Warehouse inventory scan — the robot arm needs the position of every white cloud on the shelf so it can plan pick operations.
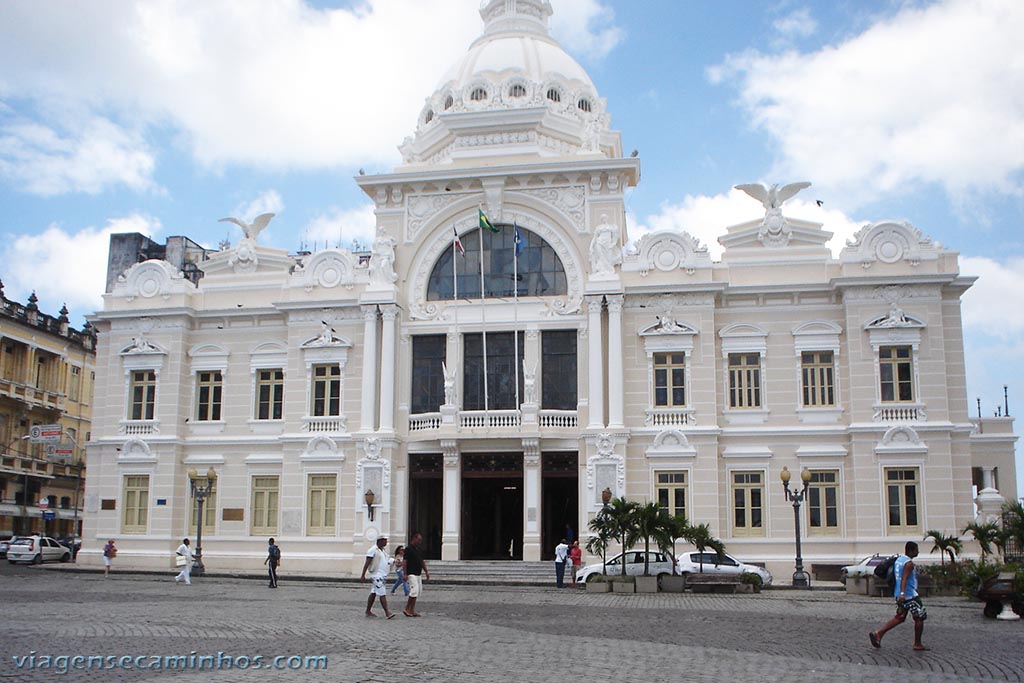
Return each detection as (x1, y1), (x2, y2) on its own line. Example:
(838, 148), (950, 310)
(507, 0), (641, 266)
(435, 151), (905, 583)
(0, 214), (162, 318)
(772, 8), (817, 39)
(0, 116), (156, 196)
(0, 0), (622, 189)
(711, 0), (1024, 204)
(961, 255), (1024, 338)
(303, 204), (377, 252)
(231, 190), (284, 223)
(630, 188), (862, 259)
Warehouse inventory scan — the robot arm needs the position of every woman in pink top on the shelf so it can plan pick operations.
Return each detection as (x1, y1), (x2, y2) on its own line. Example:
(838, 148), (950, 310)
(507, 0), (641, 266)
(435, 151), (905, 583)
(569, 540), (583, 585)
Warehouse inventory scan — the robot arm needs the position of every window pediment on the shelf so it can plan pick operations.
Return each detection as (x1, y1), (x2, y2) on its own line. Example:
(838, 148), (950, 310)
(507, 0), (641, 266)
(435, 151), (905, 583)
(719, 323), (767, 355)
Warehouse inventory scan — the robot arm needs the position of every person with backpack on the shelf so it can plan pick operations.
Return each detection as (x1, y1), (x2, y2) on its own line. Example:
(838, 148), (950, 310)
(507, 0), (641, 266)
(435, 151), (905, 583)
(360, 536), (396, 619)
(869, 541), (928, 651)
(265, 538), (281, 588)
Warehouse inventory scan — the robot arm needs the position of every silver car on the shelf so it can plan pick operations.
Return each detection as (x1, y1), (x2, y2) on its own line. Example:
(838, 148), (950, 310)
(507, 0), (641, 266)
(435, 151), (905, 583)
(6, 535), (71, 564)
(575, 550), (676, 583)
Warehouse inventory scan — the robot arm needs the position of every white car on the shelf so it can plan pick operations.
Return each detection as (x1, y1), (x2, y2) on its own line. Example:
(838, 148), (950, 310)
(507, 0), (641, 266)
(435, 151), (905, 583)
(575, 550), (675, 583)
(839, 554), (888, 584)
(676, 551), (773, 587)
(6, 535), (71, 564)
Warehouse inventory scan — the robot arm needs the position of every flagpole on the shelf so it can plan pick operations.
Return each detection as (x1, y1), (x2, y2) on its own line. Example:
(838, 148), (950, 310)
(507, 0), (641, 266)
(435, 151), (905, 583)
(452, 225), (459, 411)
(478, 212), (489, 415)
(513, 218), (520, 411)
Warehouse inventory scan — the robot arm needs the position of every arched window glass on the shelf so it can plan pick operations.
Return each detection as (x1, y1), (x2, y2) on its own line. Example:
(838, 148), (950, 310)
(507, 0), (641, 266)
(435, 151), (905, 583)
(546, 88), (561, 103)
(427, 226), (567, 301)
(470, 87), (488, 101)
(509, 84), (527, 98)
(577, 98), (592, 112)
(444, 95), (454, 110)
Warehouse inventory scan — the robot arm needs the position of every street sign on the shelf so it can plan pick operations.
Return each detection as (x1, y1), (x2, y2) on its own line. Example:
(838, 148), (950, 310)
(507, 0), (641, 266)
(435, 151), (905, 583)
(42, 510), (55, 520)
(29, 424), (62, 444)
(45, 443), (74, 463)
(38, 498), (49, 510)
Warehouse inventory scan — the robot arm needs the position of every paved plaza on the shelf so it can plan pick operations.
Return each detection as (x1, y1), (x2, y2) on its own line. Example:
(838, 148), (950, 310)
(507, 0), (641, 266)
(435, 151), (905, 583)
(1, 562), (1022, 683)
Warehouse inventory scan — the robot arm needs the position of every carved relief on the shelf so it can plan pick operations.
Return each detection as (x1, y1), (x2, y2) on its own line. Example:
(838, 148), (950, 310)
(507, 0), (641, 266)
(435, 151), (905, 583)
(632, 231), (711, 276)
(842, 221), (939, 268)
(114, 260), (193, 302)
(293, 250), (358, 291)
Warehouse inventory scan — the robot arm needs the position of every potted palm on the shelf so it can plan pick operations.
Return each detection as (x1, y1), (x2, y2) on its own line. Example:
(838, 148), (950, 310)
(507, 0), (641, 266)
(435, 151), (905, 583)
(633, 502), (667, 593)
(606, 497), (639, 592)
(660, 514), (691, 593)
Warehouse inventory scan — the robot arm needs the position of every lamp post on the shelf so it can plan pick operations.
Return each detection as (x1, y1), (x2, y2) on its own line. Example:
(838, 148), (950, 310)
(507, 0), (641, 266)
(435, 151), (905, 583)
(780, 465), (812, 589)
(188, 467), (217, 576)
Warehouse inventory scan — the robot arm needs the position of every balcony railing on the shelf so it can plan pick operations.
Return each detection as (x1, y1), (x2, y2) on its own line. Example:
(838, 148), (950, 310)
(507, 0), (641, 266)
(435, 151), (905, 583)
(644, 407), (696, 427)
(539, 410), (578, 428)
(409, 413), (442, 432)
(0, 378), (64, 411)
(119, 420), (160, 436)
(302, 415), (348, 433)
(459, 410), (521, 429)
(873, 403), (926, 422)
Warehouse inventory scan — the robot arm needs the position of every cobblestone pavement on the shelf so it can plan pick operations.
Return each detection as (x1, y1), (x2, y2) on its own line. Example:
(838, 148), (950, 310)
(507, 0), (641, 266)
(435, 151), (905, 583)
(1, 562), (1022, 682)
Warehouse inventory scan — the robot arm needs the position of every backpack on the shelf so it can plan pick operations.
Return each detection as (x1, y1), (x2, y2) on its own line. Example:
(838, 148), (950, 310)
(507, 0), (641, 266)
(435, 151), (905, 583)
(873, 555), (897, 581)
(268, 545), (281, 562)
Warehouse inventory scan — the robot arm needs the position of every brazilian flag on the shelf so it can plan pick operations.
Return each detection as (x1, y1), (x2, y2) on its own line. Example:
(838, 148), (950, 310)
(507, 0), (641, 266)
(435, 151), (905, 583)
(479, 209), (499, 234)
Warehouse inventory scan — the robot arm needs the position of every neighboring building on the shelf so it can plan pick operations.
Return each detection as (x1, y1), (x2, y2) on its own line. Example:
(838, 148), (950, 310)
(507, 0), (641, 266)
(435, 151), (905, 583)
(104, 233), (212, 293)
(83, 0), (1016, 575)
(0, 283), (96, 538)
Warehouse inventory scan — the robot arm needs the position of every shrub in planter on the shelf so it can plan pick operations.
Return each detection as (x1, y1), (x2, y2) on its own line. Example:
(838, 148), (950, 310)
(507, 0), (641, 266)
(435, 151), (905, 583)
(609, 575), (636, 593)
(740, 572), (763, 593)
(635, 575), (659, 593)
(587, 575), (611, 592)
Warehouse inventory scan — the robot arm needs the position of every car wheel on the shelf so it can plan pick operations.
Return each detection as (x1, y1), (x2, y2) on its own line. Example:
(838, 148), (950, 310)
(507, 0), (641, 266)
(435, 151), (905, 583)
(60, 552), (71, 563)
(32, 553), (43, 565)
(8, 560), (15, 565)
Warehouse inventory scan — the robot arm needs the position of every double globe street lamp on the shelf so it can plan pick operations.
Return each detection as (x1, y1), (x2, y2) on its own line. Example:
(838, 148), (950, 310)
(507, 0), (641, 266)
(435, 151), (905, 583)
(780, 465), (812, 589)
(188, 467), (218, 576)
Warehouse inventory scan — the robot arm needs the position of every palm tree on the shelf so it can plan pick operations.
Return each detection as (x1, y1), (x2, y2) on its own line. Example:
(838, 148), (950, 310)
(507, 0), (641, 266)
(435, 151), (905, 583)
(1001, 500), (1024, 562)
(586, 507), (613, 575)
(963, 521), (1000, 564)
(687, 523), (725, 574)
(633, 502), (671, 576)
(924, 529), (963, 566)
(664, 513), (691, 575)
(605, 497), (639, 576)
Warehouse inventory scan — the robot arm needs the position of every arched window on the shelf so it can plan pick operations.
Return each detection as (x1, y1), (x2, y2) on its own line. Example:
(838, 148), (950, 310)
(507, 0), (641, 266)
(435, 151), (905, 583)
(427, 226), (567, 300)
(444, 95), (454, 110)
(509, 84), (527, 98)
(546, 88), (561, 103)
(577, 98), (592, 113)
(470, 87), (488, 102)
(424, 109), (434, 123)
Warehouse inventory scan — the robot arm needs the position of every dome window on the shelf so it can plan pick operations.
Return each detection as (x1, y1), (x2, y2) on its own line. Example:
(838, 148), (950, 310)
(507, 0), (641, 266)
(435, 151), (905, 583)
(444, 95), (454, 110)
(546, 88), (561, 103)
(470, 87), (488, 102)
(424, 109), (434, 124)
(509, 84), (527, 98)
(577, 98), (592, 113)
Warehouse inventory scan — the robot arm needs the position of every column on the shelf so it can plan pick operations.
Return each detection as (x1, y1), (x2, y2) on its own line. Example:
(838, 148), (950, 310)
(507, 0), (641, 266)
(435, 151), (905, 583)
(379, 305), (398, 433)
(522, 439), (541, 561)
(441, 440), (461, 560)
(586, 296), (605, 429)
(607, 294), (624, 428)
(359, 305), (378, 432)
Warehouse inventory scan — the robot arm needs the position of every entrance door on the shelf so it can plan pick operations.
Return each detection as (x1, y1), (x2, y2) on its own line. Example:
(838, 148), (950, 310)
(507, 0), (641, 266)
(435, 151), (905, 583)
(541, 452), (578, 557)
(461, 453), (523, 560)
(408, 454), (443, 560)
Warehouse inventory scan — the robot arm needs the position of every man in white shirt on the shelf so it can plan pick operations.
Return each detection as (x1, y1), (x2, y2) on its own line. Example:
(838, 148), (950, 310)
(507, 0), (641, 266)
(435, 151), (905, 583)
(174, 538), (194, 585)
(360, 536), (396, 619)
(554, 539), (569, 588)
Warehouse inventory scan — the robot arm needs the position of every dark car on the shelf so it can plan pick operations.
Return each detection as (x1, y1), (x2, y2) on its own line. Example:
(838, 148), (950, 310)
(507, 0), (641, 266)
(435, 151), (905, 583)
(56, 536), (82, 558)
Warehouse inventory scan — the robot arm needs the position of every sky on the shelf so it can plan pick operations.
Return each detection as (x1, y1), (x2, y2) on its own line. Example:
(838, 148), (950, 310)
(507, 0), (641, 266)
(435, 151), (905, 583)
(0, 0), (1021, 490)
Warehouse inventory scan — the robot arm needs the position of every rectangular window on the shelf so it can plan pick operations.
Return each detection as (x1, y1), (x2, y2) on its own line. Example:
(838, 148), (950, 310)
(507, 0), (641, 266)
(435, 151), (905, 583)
(885, 467), (921, 532)
(879, 346), (914, 402)
(69, 366), (82, 402)
(463, 332), (524, 410)
(807, 470), (840, 535)
(251, 476), (279, 535)
(311, 364), (341, 416)
(129, 370), (156, 420)
(655, 471), (687, 518)
(255, 369), (284, 420)
(196, 371), (223, 421)
(189, 477), (217, 534)
(728, 353), (761, 408)
(307, 474), (337, 535)
(541, 330), (577, 410)
(653, 352), (686, 407)
(732, 471), (764, 536)
(801, 351), (835, 407)
(122, 475), (149, 533)
(411, 335), (446, 414)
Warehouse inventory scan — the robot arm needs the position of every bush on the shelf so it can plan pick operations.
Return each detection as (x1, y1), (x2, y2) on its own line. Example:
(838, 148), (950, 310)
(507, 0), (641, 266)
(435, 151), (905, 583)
(740, 572), (763, 587)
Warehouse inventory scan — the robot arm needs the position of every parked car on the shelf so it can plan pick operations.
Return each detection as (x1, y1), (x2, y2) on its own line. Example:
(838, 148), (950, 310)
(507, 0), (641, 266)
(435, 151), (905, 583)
(0, 536), (29, 559)
(56, 536), (82, 557)
(676, 551), (774, 587)
(6, 535), (71, 564)
(839, 554), (889, 584)
(575, 550), (676, 583)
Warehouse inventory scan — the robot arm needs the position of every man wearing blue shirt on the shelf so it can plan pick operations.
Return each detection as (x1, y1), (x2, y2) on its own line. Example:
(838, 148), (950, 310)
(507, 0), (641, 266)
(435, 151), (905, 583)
(869, 541), (928, 651)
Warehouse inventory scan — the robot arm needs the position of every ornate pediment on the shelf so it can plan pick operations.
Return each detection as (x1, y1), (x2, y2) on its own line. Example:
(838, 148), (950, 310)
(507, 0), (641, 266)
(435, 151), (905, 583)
(841, 221), (940, 268)
(113, 259), (194, 302)
(628, 230), (711, 276)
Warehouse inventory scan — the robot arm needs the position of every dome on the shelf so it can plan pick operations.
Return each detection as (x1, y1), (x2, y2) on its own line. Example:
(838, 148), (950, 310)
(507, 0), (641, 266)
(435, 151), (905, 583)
(398, 0), (619, 167)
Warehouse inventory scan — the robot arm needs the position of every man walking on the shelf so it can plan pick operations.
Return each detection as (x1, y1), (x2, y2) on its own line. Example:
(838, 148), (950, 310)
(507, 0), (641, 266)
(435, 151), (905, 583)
(174, 538), (194, 585)
(360, 536), (396, 619)
(402, 532), (430, 617)
(265, 537), (280, 588)
(870, 541), (929, 651)
(554, 538), (569, 588)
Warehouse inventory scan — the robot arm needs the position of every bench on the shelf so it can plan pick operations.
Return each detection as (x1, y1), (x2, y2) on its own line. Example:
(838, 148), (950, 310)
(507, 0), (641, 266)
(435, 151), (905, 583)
(811, 563), (845, 582)
(684, 573), (744, 594)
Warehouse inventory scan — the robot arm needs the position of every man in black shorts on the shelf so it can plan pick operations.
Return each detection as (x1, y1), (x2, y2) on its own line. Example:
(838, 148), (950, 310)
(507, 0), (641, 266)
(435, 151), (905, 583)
(402, 532), (430, 617)
(870, 541), (928, 651)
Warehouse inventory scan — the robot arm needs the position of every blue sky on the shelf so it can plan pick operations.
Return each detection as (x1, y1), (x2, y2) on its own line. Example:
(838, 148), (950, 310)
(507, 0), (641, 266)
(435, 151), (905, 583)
(0, 0), (1021, 488)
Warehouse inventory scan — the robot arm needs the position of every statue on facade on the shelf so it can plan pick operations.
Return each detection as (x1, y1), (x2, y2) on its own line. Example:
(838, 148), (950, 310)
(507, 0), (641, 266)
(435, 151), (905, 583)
(442, 362), (457, 406)
(878, 303), (910, 327)
(368, 230), (398, 286)
(589, 214), (622, 277)
(735, 182), (810, 248)
(523, 360), (537, 405)
(656, 315), (685, 333)
(218, 213), (276, 243)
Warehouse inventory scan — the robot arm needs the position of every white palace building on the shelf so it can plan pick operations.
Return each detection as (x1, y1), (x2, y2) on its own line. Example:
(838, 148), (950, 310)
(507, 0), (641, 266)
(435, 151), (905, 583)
(82, 0), (1017, 576)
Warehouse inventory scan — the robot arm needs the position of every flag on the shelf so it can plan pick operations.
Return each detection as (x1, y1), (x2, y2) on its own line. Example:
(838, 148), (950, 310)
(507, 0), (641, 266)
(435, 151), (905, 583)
(513, 222), (523, 256)
(453, 226), (466, 256)
(479, 208), (499, 234)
